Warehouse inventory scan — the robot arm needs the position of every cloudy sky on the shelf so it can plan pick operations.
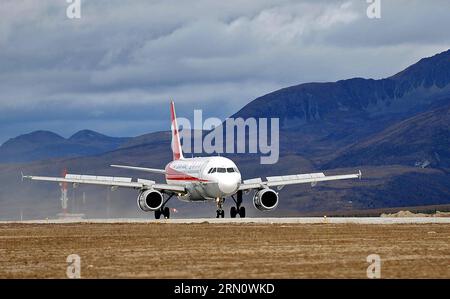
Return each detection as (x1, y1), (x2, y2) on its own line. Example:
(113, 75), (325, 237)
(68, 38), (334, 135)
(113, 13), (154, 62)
(0, 0), (449, 143)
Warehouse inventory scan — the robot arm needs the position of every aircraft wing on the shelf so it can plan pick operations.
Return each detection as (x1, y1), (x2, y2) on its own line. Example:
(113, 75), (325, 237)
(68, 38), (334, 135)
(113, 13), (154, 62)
(239, 170), (362, 191)
(110, 164), (166, 174)
(22, 173), (185, 194)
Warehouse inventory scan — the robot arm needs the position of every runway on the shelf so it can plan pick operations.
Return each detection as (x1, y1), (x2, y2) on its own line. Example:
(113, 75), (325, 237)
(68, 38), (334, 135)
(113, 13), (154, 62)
(1, 220), (449, 278)
(2, 217), (450, 224)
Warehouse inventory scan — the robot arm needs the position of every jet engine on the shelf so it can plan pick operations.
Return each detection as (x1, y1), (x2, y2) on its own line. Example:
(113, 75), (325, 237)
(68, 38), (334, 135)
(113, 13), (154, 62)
(137, 189), (164, 212)
(253, 188), (279, 211)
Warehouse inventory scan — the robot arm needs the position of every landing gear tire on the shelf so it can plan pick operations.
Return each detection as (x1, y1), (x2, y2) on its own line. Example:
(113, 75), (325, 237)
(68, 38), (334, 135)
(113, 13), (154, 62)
(230, 206), (237, 218)
(216, 209), (225, 218)
(231, 190), (245, 218)
(153, 194), (174, 220)
(155, 207), (170, 219)
(216, 197), (225, 218)
(239, 206), (246, 218)
(163, 207), (170, 219)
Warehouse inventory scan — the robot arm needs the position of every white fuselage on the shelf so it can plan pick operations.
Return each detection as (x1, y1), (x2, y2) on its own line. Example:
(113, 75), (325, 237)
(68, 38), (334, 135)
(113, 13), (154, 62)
(165, 156), (241, 202)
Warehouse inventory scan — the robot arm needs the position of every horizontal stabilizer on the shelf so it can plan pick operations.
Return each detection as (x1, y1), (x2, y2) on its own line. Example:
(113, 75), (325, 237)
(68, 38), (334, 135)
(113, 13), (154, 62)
(66, 174), (132, 183)
(110, 165), (166, 174)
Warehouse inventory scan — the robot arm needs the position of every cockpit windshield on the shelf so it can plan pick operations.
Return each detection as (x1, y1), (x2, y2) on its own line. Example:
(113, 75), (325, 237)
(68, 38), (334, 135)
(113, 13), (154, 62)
(208, 167), (239, 174)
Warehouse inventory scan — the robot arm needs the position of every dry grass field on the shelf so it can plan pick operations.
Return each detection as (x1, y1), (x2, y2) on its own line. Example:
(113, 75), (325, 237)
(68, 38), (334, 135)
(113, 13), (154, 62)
(0, 223), (449, 278)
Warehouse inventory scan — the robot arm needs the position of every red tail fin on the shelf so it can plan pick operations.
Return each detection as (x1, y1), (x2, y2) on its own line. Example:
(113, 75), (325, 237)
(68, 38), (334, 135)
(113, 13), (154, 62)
(170, 101), (184, 161)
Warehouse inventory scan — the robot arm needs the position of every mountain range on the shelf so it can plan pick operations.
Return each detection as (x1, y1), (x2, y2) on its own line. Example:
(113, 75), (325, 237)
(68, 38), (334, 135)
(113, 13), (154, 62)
(0, 130), (130, 163)
(0, 49), (449, 219)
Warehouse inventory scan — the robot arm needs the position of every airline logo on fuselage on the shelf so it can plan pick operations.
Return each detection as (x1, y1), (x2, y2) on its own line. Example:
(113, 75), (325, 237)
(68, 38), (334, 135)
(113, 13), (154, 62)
(165, 163), (209, 182)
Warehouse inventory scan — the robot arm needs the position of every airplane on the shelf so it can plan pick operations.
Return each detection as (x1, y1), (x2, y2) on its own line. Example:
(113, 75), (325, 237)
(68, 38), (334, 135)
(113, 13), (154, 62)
(23, 101), (362, 219)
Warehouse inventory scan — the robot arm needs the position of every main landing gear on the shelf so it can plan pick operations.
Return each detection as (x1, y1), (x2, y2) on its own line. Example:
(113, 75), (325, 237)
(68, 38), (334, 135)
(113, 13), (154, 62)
(155, 207), (170, 219)
(154, 194), (173, 219)
(230, 190), (246, 218)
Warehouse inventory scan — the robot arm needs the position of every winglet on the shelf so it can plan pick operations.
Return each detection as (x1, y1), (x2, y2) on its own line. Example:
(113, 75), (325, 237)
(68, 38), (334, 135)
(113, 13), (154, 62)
(21, 172), (33, 182)
(358, 170), (362, 180)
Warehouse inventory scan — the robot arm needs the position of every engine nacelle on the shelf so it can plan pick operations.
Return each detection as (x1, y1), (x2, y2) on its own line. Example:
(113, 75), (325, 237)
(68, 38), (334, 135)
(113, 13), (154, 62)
(253, 188), (279, 211)
(137, 189), (164, 212)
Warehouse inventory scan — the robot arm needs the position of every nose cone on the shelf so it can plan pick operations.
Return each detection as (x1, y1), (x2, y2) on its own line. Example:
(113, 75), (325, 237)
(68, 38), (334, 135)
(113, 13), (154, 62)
(218, 177), (240, 195)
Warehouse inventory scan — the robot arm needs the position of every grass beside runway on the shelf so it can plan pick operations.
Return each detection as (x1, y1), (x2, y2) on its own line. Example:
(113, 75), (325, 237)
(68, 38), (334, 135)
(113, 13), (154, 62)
(0, 223), (449, 278)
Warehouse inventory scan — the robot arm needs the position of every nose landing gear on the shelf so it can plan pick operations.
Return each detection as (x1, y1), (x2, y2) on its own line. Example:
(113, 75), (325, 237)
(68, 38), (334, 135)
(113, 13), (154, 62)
(230, 190), (246, 218)
(216, 209), (225, 218)
(216, 197), (225, 218)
